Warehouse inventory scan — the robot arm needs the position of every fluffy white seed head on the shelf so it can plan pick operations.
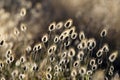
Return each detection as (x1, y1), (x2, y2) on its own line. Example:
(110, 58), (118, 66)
(96, 49), (103, 57)
(48, 22), (56, 32)
(79, 31), (85, 40)
(77, 39), (87, 50)
(20, 23), (27, 32)
(71, 68), (77, 77)
(100, 29), (107, 37)
(42, 34), (49, 43)
(79, 67), (86, 76)
(71, 32), (78, 39)
(102, 44), (109, 52)
(56, 21), (63, 30)
(64, 19), (73, 28)
(87, 38), (96, 51)
(20, 8), (26, 17)
(68, 48), (76, 58)
(109, 51), (118, 62)
(90, 59), (96, 66)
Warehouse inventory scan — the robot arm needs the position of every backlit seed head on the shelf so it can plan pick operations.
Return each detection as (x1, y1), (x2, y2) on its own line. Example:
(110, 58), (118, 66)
(54, 72), (59, 77)
(68, 48), (76, 58)
(56, 21), (63, 30)
(96, 49), (103, 57)
(77, 51), (84, 59)
(87, 70), (93, 75)
(9, 55), (14, 62)
(73, 60), (79, 67)
(77, 39), (87, 50)
(0, 61), (4, 68)
(87, 38), (96, 51)
(31, 63), (39, 71)
(33, 43), (42, 51)
(6, 59), (11, 64)
(54, 65), (59, 71)
(48, 22), (56, 32)
(71, 68), (77, 77)
(79, 31), (85, 40)
(110, 65), (114, 71)
(54, 35), (59, 43)
(14, 28), (20, 36)
(69, 26), (76, 35)
(42, 34), (49, 43)
(20, 8), (26, 17)
(0, 77), (5, 80)
(15, 60), (21, 66)
(19, 73), (26, 80)
(102, 44), (109, 52)
(91, 64), (97, 71)
(20, 56), (26, 63)
(20, 23), (27, 32)
(11, 69), (19, 78)
(47, 66), (52, 72)
(97, 59), (103, 65)
(100, 29), (107, 37)
(109, 51), (118, 62)
(59, 58), (66, 66)
(71, 32), (78, 39)
(90, 59), (96, 66)
(46, 72), (52, 80)
(25, 45), (32, 53)
(61, 51), (67, 58)
(79, 67), (86, 76)
(108, 70), (113, 76)
(64, 19), (73, 28)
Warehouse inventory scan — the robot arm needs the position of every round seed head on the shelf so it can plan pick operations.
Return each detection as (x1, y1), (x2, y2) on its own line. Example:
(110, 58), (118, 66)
(71, 69), (77, 77)
(20, 8), (26, 17)
(1, 77), (5, 80)
(91, 64), (97, 71)
(73, 60), (79, 67)
(56, 21), (63, 29)
(100, 29), (107, 37)
(64, 19), (73, 28)
(20, 56), (26, 63)
(11, 70), (18, 78)
(69, 26), (76, 35)
(49, 56), (55, 62)
(15, 60), (21, 66)
(42, 34), (49, 43)
(54, 72), (59, 77)
(90, 59), (96, 66)
(109, 51), (118, 62)
(68, 48), (76, 58)
(96, 49), (103, 57)
(14, 28), (20, 36)
(79, 31), (85, 40)
(0, 61), (4, 68)
(77, 39), (87, 50)
(108, 70), (113, 76)
(25, 45), (32, 53)
(77, 51), (84, 59)
(46, 72), (52, 80)
(71, 32), (78, 39)
(48, 22), (56, 32)
(87, 38), (96, 51)
(110, 65), (114, 71)
(64, 40), (71, 46)
(54, 65), (59, 71)
(87, 70), (93, 75)
(102, 44), (109, 52)
(97, 59), (103, 65)
(9, 55), (14, 62)
(61, 51), (67, 58)
(20, 23), (27, 32)
(54, 35), (59, 43)
(47, 66), (52, 72)
(19, 73), (26, 80)
(79, 67), (86, 76)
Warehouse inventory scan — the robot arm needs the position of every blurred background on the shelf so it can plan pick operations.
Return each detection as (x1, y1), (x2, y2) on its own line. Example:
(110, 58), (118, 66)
(0, 0), (120, 79)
